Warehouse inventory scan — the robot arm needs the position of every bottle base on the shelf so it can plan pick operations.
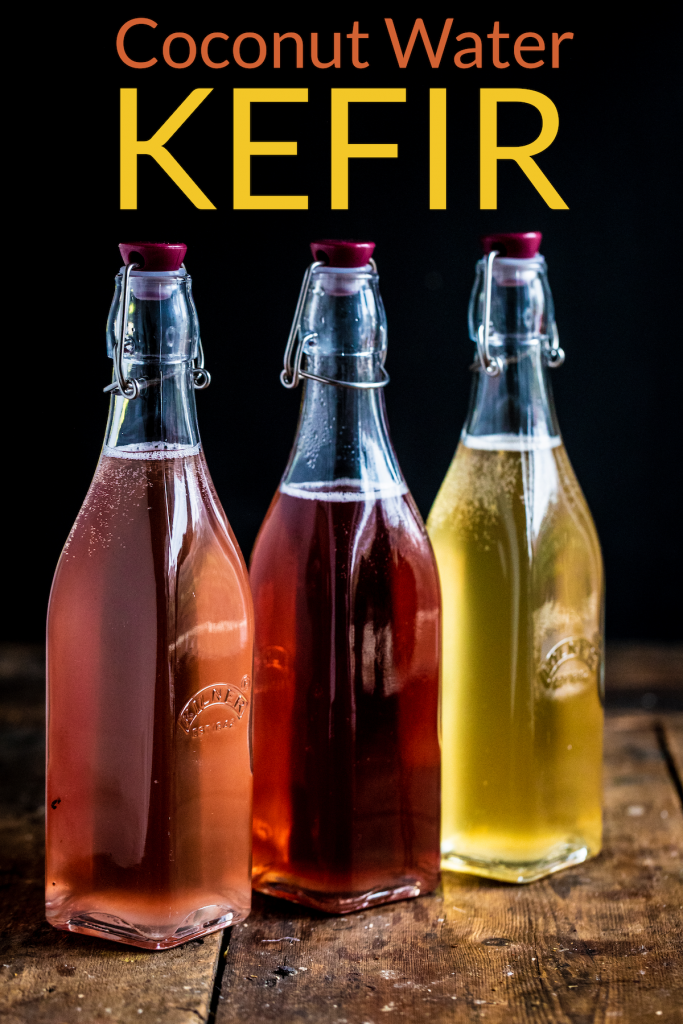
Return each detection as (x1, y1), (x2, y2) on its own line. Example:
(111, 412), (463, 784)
(47, 904), (249, 950)
(253, 878), (435, 914)
(441, 842), (597, 884)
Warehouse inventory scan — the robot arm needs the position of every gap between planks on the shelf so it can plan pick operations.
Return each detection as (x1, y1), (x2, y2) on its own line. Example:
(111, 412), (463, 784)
(1, 713), (681, 1024)
(214, 713), (683, 1024)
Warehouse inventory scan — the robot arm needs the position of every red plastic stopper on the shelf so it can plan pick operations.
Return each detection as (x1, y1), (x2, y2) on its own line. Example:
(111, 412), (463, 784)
(480, 232), (542, 258)
(310, 240), (376, 268)
(119, 242), (187, 271)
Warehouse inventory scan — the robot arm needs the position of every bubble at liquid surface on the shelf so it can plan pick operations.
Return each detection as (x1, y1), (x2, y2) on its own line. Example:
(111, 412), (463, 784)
(462, 432), (561, 452)
(103, 442), (201, 461)
(281, 478), (408, 503)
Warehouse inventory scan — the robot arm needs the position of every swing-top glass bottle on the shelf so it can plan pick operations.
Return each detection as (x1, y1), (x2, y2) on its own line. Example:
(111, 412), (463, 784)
(250, 240), (441, 912)
(46, 242), (253, 948)
(428, 232), (604, 883)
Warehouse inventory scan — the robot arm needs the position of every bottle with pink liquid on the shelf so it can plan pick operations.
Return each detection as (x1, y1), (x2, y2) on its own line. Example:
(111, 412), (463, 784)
(46, 243), (253, 949)
(250, 241), (441, 913)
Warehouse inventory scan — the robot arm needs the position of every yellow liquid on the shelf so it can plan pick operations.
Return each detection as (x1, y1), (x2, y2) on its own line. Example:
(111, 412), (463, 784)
(427, 435), (603, 882)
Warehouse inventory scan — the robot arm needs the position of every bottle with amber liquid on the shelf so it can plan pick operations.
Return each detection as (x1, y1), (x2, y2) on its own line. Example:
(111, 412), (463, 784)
(427, 232), (604, 883)
(250, 241), (441, 913)
(46, 243), (254, 948)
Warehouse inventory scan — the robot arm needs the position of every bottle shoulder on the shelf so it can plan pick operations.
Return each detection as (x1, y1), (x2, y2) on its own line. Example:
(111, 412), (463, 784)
(283, 385), (405, 492)
(50, 448), (252, 616)
(427, 439), (600, 556)
(251, 484), (438, 587)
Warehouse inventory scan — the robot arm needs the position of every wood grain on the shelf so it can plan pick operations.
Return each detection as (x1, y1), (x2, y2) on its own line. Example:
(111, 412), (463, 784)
(0, 651), (224, 1024)
(605, 644), (683, 691)
(0, 863), (223, 1024)
(2, 642), (682, 1024)
(216, 713), (683, 1024)
(662, 713), (683, 795)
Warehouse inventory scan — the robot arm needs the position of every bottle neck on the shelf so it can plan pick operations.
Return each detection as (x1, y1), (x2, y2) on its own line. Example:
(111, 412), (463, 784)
(463, 341), (560, 445)
(104, 269), (200, 452)
(284, 380), (403, 491)
(104, 366), (200, 452)
(283, 265), (403, 491)
(464, 254), (561, 445)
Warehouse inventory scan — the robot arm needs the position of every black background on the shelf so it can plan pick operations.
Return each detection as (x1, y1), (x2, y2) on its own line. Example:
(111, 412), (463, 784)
(8, 7), (681, 642)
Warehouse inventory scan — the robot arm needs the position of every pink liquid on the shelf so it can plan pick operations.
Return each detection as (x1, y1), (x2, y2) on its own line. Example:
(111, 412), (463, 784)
(250, 482), (441, 913)
(46, 445), (253, 949)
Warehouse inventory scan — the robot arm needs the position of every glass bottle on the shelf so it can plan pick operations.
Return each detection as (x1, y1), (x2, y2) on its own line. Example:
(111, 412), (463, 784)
(250, 240), (441, 913)
(427, 232), (604, 883)
(46, 243), (254, 948)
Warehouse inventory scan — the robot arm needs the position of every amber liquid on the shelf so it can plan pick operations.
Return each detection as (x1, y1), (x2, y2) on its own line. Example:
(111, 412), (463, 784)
(250, 481), (441, 913)
(46, 444), (253, 948)
(427, 437), (603, 882)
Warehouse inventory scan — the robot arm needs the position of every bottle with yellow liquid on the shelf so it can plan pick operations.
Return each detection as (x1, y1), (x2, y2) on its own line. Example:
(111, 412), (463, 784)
(427, 232), (604, 883)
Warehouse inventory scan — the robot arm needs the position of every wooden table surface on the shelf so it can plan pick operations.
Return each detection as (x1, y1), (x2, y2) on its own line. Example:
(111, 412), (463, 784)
(1, 644), (681, 1024)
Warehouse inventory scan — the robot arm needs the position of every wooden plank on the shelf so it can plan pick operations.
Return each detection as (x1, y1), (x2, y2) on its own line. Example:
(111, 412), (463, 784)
(605, 644), (683, 712)
(661, 712), (683, 796)
(0, 855), (223, 1024)
(0, 649), (224, 1024)
(3, 643), (682, 1023)
(605, 643), (683, 690)
(216, 713), (683, 1024)
(605, 642), (683, 712)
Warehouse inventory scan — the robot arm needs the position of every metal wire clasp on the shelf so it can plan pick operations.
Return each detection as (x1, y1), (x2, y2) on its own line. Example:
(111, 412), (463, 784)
(191, 338), (211, 389)
(476, 251), (504, 378)
(104, 261), (143, 400)
(280, 259), (390, 391)
(104, 263), (211, 399)
(546, 322), (566, 368)
(476, 251), (566, 374)
(186, 266), (212, 389)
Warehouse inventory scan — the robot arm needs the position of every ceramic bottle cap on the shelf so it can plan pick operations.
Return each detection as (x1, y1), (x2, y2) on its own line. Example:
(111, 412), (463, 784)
(480, 232), (542, 258)
(310, 240), (376, 268)
(119, 242), (187, 271)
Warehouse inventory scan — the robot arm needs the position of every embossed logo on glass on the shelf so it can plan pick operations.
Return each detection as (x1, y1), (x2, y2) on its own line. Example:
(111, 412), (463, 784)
(539, 637), (600, 700)
(178, 675), (250, 737)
